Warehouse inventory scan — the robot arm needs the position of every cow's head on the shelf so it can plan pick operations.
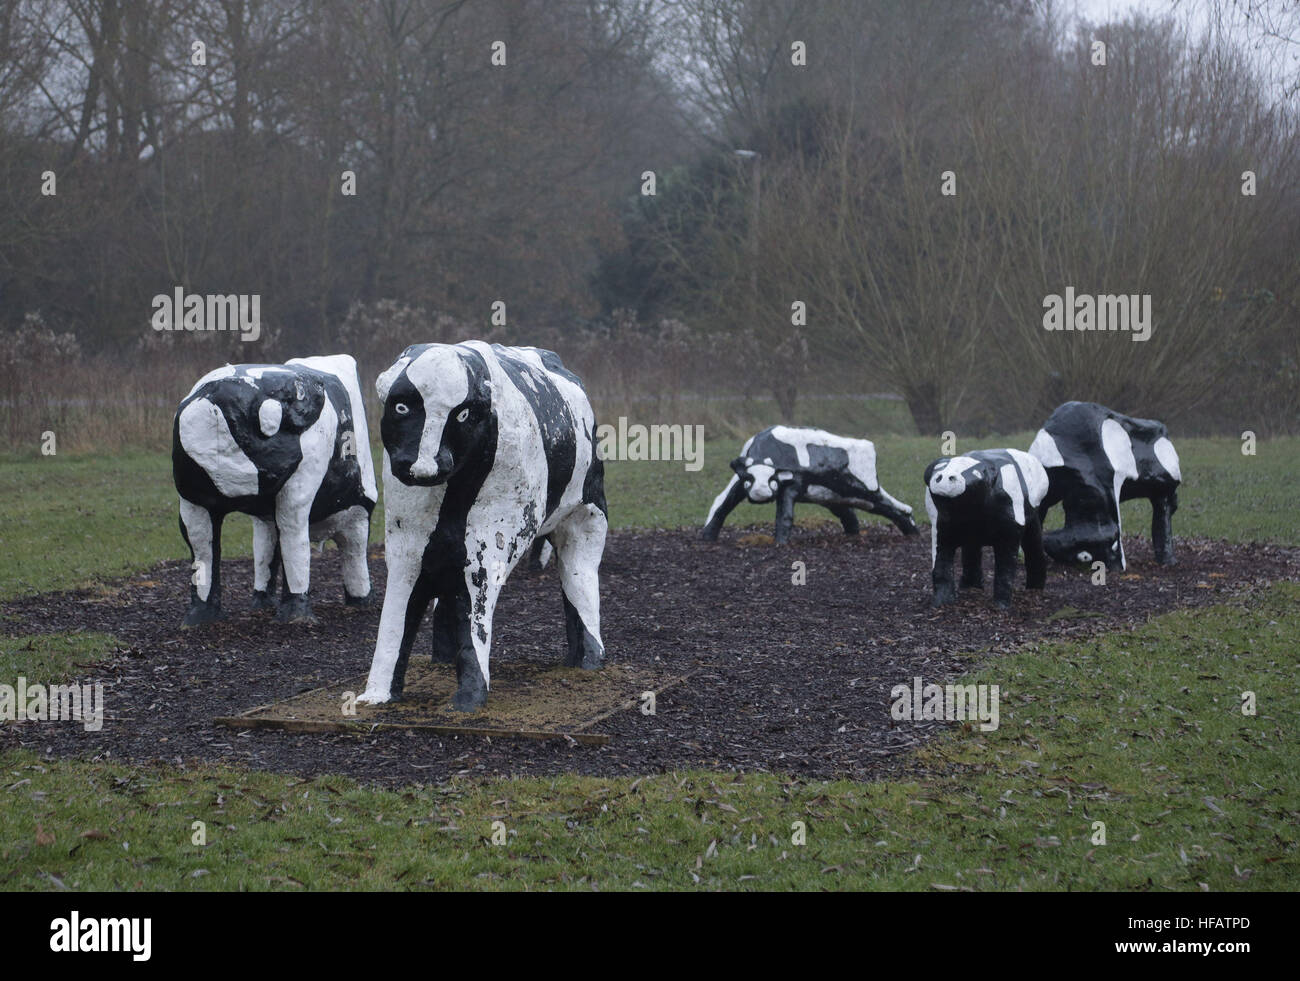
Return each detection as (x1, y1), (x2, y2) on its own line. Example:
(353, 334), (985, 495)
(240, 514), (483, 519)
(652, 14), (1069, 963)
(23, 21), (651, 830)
(924, 455), (999, 511)
(377, 345), (494, 487)
(1044, 522), (1123, 569)
(731, 455), (795, 503)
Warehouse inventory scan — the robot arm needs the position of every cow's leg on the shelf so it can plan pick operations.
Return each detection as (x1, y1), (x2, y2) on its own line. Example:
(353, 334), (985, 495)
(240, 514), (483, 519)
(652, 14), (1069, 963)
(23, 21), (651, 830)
(333, 505), (373, 605)
(455, 568), (504, 712)
(251, 517), (279, 611)
(552, 504), (607, 670)
(274, 496), (316, 623)
(429, 596), (459, 665)
(991, 535), (1019, 609)
(358, 548), (434, 704)
(701, 475), (747, 541)
(773, 484), (799, 544)
(526, 536), (552, 573)
(931, 527), (958, 607)
(1151, 494), (1176, 565)
(1106, 492), (1127, 572)
(1037, 484), (1060, 525)
(827, 504), (860, 536)
(179, 500), (224, 626)
(1023, 509), (1047, 590)
(960, 540), (983, 589)
(870, 489), (920, 536)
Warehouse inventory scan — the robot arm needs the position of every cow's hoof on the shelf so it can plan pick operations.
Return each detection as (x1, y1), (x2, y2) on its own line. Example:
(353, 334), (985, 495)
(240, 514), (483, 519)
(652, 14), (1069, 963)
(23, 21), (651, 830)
(898, 520), (921, 536)
(451, 686), (487, 712)
(276, 594), (317, 623)
(181, 603), (222, 627)
(960, 579), (983, 590)
(250, 590), (278, 612)
(993, 598), (1012, 611)
(356, 689), (391, 706)
(344, 590), (372, 608)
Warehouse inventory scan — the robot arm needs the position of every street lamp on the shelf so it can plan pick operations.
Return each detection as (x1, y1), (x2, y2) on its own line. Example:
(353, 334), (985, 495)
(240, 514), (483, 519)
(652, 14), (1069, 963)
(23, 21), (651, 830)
(734, 149), (761, 294)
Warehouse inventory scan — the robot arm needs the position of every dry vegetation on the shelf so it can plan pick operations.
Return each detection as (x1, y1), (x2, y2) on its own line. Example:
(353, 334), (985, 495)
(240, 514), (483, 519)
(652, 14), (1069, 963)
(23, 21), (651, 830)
(1, 0), (1297, 451)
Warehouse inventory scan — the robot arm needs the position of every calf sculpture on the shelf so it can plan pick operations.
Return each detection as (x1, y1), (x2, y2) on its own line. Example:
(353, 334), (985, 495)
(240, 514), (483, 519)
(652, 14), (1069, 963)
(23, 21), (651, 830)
(1028, 401), (1181, 570)
(172, 355), (377, 626)
(357, 342), (607, 712)
(701, 426), (919, 543)
(924, 449), (1048, 609)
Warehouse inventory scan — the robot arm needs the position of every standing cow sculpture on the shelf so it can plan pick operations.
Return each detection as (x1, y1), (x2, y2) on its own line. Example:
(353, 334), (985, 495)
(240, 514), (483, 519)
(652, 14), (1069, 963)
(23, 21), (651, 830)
(357, 342), (607, 712)
(172, 355), (377, 626)
(924, 449), (1048, 609)
(701, 426), (919, 543)
(1028, 401), (1181, 570)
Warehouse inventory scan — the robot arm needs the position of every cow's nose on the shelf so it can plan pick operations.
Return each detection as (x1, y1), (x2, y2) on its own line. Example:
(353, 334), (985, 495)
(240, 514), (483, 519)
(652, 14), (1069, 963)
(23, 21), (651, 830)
(948, 475), (956, 482)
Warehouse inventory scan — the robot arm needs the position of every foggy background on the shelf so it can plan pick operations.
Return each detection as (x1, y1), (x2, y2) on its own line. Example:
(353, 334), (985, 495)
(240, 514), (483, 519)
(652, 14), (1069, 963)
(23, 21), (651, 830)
(1, 0), (1297, 450)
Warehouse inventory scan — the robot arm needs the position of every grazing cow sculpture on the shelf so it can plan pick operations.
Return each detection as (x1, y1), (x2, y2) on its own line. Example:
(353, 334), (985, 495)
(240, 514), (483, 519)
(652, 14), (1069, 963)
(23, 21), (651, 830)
(924, 449), (1048, 609)
(701, 426), (919, 543)
(172, 355), (377, 626)
(1028, 401), (1181, 570)
(357, 342), (607, 712)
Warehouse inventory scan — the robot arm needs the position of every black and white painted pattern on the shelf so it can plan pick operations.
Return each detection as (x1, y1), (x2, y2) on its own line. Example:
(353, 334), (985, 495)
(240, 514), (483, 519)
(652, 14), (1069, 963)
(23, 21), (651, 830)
(1028, 401), (1181, 570)
(701, 426), (919, 544)
(172, 355), (377, 626)
(924, 449), (1049, 609)
(357, 341), (607, 712)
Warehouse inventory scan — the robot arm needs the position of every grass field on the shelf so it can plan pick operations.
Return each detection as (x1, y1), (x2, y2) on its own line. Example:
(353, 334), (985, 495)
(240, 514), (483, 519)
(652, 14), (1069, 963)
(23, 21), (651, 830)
(3, 585), (1295, 890)
(1, 430), (1297, 890)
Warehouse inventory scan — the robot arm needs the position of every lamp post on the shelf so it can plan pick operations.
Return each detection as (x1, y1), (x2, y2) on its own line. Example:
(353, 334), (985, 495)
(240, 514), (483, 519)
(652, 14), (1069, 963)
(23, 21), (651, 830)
(734, 149), (761, 295)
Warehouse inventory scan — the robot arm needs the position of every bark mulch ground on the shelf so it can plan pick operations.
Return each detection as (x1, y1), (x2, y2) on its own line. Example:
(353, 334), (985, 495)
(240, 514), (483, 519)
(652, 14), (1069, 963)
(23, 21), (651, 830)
(2, 525), (1296, 787)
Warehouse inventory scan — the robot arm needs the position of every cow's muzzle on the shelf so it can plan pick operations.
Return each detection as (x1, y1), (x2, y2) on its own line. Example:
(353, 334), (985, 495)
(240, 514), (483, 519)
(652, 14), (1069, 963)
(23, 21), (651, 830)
(403, 449), (454, 486)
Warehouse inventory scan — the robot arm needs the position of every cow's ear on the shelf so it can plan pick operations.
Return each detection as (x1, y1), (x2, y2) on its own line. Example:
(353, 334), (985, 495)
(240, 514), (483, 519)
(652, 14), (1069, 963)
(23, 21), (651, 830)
(729, 457), (747, 477)
(376, 363), (401, 403)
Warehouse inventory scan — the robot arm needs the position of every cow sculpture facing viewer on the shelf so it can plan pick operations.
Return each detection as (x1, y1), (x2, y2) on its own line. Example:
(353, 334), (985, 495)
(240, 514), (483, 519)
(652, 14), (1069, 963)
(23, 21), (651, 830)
(172, 355), (377, 626)
(357, 342), (607, 712)
(924, 449), (1049, 610)
(1028, 401), (1181, 570)
(701, 426), (919, 543)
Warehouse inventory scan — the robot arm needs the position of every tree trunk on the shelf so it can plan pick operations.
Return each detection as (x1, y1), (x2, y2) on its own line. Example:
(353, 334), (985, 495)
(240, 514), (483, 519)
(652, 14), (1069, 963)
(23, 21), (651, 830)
(904, 380), (944, 436)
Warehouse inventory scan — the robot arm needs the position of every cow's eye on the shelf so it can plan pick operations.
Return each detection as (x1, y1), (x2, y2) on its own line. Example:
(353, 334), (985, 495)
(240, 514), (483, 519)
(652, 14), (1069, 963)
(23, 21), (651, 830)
(394, 403), (410, 416)
(456, 408), (470, 423)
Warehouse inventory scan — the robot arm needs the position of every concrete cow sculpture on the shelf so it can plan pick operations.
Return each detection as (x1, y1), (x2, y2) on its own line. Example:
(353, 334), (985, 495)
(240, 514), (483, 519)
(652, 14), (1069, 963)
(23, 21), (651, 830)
(701, 426), (919, 544)
(172, 355), (377, 626)
(357, 342), (607, 712)
(924, 449), (1048, 609)
(1028, 401), (1181, 570)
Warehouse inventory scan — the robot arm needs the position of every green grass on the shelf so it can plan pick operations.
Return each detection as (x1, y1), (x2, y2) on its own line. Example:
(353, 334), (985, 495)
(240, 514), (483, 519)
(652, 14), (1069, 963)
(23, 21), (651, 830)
(2, 435), (1297, 891)
(3, 583), (1296, 890)
(3, 435), (1297, 601)
(0, 632), (122, 682)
